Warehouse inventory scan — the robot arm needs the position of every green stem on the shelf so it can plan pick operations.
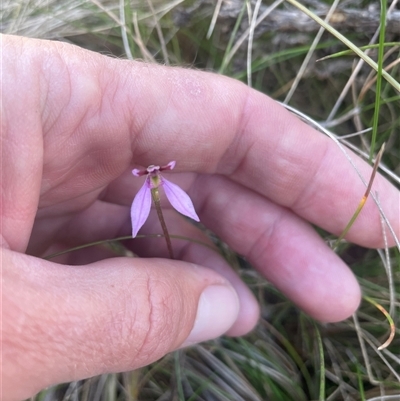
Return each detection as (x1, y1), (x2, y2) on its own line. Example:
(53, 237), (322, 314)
(151, 187), (174, 259)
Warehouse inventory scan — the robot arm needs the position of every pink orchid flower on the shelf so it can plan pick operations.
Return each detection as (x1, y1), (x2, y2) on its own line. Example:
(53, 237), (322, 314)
(131, 161), (200, 237)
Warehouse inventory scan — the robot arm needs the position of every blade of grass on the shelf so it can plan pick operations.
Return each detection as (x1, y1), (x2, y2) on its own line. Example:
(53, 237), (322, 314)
(261, 320), (313, 396)
(369, 0), (387, 162)
(44, 234), (218, 260)
(284, 0), (400, 91)
(378, 208), (395, 318)
(174, 350), (185, 401)
(358, 58), (400, 102)
(132, 11), (156, 62)
(284, 0), (341, 104)
(206, 0), (223, 39)
(317, 42), (400, 61)
(219, 0), (246, 74)
(119, 0), (134, 59)
(146, 0), (169, 65)
(90, 0), (155, 62)
(222, 0), (284, 70)
(364, 296), (395, 350)
(247, 0), (262, 87)
(352, 313), (380, 386)
(355, 364), (366, 401)
(313, 322), (325, 401)
(326, 0), (399, 122)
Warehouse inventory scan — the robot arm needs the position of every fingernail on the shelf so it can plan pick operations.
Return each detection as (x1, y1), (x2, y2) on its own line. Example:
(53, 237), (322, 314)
(181, 284), (239, 347)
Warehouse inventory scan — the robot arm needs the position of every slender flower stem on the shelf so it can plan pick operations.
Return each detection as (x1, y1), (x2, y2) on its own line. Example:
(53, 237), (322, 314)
(151, 187), (174, 259)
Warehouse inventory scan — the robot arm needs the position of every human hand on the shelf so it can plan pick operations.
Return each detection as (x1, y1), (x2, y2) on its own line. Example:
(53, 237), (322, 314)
(2, 34), (398, 401)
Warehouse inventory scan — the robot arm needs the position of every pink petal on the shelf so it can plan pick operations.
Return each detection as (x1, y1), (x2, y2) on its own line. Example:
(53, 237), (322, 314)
(162, 178), (200, 222)
(132, 168), (147, 177)
(164, 161), (176, 170)
(130, 180), (152, 237)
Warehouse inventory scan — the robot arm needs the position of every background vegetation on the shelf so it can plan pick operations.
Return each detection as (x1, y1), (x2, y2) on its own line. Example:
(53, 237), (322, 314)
(2, 0), (399, 400)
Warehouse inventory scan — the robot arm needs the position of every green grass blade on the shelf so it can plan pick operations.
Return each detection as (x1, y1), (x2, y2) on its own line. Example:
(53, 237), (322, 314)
(369, 0), (387, 162)
(284, 0), (400, 91)
(219, 0), (247, 74)
(317, 42), (400, 61)
(174, 351), (185, 401)
(313, 322), (325, 401)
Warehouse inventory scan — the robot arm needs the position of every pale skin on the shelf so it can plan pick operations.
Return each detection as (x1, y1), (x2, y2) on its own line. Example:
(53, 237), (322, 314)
(1, 34), (399, 401)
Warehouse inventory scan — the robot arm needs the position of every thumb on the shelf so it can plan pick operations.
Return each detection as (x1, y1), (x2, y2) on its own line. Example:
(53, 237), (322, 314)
(2, 249), (239, 401)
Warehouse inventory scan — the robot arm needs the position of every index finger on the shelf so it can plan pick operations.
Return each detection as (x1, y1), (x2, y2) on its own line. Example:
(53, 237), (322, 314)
(120, 66), (398, 247)
(121, 65), (399, 249)
(4, 35), (399, 250)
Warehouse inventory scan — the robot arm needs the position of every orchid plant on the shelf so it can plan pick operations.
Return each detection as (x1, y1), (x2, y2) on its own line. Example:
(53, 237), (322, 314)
(131, 161), (200, 258)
